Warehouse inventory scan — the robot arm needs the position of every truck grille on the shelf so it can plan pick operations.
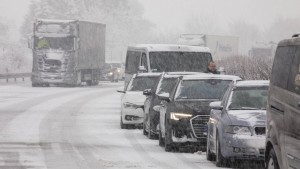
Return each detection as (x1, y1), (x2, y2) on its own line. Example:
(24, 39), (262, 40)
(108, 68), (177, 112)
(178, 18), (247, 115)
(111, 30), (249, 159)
(190, 115), (210, 138)
(255, 127), (266, 135)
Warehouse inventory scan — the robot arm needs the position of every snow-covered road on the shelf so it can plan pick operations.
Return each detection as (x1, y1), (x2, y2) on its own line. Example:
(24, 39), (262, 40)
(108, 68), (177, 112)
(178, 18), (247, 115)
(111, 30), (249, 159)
(0, 82), (264, 169)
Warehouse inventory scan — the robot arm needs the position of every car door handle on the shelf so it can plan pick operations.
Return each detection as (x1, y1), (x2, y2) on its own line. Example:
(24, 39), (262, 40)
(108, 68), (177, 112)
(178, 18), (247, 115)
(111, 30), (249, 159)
(270, 105), (284, 114)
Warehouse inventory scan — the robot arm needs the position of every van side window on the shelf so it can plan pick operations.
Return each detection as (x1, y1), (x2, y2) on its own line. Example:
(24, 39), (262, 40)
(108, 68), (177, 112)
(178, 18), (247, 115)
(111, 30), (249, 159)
(141, 53), (148, 70)
(125, 51), (141, 74)
(287, 46), (300, 94)
(271, 46), (296, 89)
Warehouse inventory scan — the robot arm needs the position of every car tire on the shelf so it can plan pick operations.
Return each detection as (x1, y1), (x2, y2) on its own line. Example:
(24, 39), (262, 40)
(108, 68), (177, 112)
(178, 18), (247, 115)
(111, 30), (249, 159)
(216, 133), (228, 167)
(120, 116), (127, 129)
(158, 130), (165, 147)
(266, 148), (280, 169)
(143, 123), (148, 135)
(164, 121), (173, 152)
(206, 134), (216, 161)
(147, 117), (156, 139)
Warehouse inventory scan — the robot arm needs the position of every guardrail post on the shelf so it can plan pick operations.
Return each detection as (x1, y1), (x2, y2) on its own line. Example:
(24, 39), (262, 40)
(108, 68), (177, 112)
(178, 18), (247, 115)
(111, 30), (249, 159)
(22, 77), (25, 81)
(15, 78), (17, 82)
(6, 78), (8, 83)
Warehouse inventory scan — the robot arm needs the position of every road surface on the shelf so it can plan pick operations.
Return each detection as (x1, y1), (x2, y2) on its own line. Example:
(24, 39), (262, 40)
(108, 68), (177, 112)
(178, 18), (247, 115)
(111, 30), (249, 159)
(0, 82), (264, 169)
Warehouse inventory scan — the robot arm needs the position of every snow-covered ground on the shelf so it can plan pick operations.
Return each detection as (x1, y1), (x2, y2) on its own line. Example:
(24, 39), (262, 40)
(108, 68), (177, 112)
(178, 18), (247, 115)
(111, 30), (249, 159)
(0, 82), (264, 169)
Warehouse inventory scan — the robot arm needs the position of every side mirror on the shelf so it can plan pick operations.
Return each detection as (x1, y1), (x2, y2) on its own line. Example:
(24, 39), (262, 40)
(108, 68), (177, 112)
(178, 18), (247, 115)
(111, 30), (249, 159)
(158, 93), (170, 102)
(117, 90), (126, 93)
(209, 101), (223, 110)
(138, 66), (147, 72)
(153, 105), (161, 112)
(143, 89), (152, 96)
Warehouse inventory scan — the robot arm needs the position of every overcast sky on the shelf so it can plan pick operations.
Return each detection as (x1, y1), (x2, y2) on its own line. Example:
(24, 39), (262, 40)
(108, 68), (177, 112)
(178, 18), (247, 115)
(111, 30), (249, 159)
(1, 0), (300, 42)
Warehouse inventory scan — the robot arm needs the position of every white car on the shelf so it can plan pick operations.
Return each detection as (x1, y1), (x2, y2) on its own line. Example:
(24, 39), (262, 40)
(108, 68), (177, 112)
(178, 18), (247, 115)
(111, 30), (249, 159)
(118, 73), (161, 129)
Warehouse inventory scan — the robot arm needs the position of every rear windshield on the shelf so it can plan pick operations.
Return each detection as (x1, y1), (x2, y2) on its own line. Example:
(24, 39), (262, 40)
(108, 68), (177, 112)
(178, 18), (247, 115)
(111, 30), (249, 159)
(175, 79), (232, 100)
(156, 78), (178, 95)
(127, 76), (158, 91)
(228, 87), (269, 110)
(149, 52), (212, 72)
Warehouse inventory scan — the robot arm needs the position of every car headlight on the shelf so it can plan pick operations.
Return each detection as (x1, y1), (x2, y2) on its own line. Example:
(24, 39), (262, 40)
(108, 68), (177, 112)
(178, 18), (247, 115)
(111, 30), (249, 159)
(225, 126), (252, 135)
(108, 72), (113, 75)
(170, 112), (193, 121)
(123, 102), (142, 109)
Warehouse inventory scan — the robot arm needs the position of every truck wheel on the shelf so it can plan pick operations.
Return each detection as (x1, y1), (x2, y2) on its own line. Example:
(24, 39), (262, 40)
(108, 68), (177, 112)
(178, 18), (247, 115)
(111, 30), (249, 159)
(216, 133), (228, 167)
(266, 148), (279, 169)
(32, 83), (39, 87)
(86, 80), (92, 86)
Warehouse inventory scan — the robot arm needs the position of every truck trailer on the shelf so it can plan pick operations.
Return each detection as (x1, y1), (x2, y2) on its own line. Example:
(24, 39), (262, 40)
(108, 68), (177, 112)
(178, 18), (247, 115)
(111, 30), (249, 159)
(28, 19), (106, 87)
(177, 34), (239, 60)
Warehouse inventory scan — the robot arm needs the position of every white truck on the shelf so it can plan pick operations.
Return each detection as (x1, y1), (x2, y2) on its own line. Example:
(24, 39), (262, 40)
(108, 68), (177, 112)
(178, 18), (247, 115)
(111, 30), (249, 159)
(177, 34), (239, 60)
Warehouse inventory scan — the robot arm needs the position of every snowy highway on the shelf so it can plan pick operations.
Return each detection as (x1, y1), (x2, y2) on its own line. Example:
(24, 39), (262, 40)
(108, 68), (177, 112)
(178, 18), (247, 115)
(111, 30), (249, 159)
(0, 82), (264, 169)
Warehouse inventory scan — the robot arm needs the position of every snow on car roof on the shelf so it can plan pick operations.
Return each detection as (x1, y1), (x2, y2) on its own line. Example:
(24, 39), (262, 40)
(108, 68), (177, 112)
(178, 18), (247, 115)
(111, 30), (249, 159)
(163, 72), (204, 78)
(182, 74), (242, 81)
(127, 44), (211, 53)
(134, 72), (162, 77)
(235, 80), (269, 87)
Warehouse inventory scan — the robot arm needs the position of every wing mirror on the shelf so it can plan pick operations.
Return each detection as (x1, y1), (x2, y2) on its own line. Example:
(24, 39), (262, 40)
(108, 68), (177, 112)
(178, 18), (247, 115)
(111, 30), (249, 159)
(157, 93), (170, 102)
(209, 101), (223, 110)
(143, 89), (152, 96)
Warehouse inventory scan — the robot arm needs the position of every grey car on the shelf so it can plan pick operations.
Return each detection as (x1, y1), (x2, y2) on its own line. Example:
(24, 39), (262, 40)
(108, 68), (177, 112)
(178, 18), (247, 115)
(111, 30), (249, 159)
(207, 80), (269, 167)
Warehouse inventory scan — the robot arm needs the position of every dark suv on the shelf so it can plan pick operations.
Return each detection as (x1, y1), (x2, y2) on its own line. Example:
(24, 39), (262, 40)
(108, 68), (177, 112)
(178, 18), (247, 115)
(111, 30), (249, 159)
(265, 33), (300, 169)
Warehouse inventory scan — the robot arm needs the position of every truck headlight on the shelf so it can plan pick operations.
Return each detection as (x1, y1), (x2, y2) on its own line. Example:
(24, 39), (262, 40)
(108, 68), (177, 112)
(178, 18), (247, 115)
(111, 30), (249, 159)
(170, 112), (192, 121)
(123, 102), (142, 109)
(108, 72), (113, 75)
(225, 126), (252, 135)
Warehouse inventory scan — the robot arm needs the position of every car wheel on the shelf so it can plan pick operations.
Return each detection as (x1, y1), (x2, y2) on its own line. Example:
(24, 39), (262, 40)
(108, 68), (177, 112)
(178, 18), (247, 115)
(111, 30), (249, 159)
(206, 134), (216, 161)
(216, 133), (228, 167)
(143, 122), (148, 135)
(120, 116), (127, 129)
(266, 148), (279, 169)
(158, 130), (165, 147)
(164, 122), (173, 152)
(147, 117), (155, 139)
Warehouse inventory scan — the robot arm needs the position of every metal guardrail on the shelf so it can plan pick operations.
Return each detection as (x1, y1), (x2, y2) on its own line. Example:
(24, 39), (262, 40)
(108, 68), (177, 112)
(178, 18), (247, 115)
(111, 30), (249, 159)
(0, 73), (31, 82)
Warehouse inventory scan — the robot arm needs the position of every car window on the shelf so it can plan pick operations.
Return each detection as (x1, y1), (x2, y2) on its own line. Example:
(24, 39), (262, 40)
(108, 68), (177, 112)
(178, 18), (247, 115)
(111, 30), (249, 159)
(127, 76), (158, 91)
(271, 46), (297, 89)
(175, 79), (232, 100)
(287, 46), (300, 95)
(125, 51), (141, 74)
(228, 86), (269, 110)
(156, 78), (178, 95)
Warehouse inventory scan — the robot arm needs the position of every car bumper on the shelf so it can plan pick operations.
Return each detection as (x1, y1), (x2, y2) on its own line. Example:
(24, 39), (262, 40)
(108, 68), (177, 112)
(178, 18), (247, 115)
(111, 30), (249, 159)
(222, 134), (265, 160)
(122, 107), (144, 125)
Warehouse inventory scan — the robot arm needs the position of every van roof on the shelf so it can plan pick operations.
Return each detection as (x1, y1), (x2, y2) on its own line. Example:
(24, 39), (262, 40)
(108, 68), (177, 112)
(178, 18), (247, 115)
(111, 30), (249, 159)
(127, 44), (211, 53)
(182, 74), (241, 81)
(278, 36), (300, 47)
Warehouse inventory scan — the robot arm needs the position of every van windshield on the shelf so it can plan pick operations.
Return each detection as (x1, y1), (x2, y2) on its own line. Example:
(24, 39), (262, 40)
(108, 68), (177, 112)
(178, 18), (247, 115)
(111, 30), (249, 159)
(149, 52), (212, 72)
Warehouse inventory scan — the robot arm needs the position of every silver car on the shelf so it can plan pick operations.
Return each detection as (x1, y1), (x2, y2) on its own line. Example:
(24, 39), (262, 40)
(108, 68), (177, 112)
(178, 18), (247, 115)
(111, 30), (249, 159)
(207, 80), (269, 167)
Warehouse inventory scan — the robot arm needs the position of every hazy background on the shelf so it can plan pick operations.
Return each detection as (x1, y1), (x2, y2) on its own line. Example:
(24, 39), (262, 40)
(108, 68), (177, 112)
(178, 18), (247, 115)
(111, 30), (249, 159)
(0, 0), (300, 73)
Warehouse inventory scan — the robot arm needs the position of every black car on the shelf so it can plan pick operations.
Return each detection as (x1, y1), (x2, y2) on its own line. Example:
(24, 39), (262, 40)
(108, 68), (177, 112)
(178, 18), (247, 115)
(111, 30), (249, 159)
(143, 72), (200, 139)
(157, 74), (241, 152)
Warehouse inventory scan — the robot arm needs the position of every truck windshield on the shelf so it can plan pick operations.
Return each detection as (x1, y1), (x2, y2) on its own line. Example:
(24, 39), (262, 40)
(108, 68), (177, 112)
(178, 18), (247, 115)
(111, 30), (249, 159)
(175, 79), (231, 100)
(34, 37), (74, 50)
(149, 52), (212, 72)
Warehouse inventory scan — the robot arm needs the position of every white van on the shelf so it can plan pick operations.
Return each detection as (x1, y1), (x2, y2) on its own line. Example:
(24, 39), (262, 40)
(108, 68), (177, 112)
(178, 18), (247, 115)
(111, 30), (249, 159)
(124, 44), (213, 87)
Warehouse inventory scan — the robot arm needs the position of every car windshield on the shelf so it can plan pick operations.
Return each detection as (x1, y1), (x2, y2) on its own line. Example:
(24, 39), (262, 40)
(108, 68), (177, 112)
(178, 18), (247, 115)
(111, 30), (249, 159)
(127, 76), (158, 91)
(149, 52), (212, 72)
(156, 78), (178, 95)
(228, 86), (269, 110)
(175, 79), (232, 100)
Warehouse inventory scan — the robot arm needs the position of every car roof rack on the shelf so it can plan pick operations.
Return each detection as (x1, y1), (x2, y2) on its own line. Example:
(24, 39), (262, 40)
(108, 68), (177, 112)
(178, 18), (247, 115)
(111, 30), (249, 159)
(292, 33), (300, 38)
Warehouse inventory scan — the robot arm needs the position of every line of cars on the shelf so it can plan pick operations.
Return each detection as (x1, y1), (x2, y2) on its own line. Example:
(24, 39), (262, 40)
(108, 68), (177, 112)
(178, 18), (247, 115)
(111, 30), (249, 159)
(118, 34), (300, 169)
